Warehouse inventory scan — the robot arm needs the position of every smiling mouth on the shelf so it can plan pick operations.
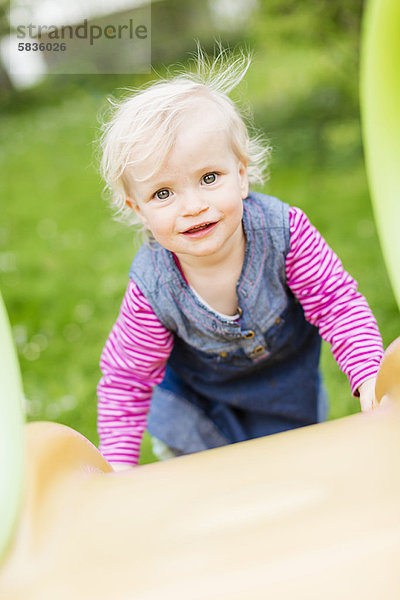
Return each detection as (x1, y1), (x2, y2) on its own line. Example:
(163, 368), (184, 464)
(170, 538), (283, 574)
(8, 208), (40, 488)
(182, 222), (217, 234)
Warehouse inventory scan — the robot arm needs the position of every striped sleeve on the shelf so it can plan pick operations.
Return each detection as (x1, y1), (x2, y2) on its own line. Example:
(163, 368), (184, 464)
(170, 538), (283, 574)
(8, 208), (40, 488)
(286, 206), (383, 396)
(97, 279), (173, 466)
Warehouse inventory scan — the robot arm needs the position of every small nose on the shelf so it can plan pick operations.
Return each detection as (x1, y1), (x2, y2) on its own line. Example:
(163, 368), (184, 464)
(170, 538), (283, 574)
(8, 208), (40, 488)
(181, 190), (209, 217)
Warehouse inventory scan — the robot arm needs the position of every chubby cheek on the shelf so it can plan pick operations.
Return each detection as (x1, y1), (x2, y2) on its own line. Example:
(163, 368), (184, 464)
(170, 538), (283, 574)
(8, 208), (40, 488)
(135, 205), (165, 237)
(221, 195), (243, 225)
(151, 231), (179, 253)
(145, 215), (175, 246)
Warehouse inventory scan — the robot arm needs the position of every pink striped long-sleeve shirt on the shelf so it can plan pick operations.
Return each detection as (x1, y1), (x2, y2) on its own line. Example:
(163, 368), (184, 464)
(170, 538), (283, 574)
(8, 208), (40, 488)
(97, 207), (383, 465)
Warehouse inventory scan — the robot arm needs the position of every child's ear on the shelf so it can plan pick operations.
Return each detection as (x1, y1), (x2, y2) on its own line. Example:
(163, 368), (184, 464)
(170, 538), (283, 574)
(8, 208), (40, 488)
(126, 196), (148, 227)
(238, 161), (249, 199)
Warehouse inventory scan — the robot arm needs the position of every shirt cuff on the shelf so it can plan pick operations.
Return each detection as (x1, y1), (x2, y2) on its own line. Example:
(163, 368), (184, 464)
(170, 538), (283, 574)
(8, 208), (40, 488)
(349, 359), (382, 397)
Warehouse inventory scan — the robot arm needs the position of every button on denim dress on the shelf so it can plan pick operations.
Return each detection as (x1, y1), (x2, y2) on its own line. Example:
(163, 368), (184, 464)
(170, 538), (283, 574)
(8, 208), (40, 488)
(130, 192), (326, 455)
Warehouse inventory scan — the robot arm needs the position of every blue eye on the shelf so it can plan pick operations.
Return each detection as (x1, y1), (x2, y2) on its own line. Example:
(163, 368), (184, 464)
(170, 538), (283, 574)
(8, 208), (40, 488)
(203, 173), (217, 184)
(155, 189), (170, 200)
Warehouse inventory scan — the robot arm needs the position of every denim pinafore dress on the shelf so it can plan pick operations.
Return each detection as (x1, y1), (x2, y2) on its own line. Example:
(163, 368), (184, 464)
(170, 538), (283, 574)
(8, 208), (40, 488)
(129, 192), (326, 455)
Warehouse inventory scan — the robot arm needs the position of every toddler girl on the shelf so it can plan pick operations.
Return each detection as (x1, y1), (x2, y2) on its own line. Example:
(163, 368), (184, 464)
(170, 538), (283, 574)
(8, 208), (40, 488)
(97, 50), (383, 469)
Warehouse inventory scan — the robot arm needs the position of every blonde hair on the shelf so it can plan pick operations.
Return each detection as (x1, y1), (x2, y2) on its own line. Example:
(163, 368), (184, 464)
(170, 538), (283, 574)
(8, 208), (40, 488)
(99, 46), (271, 232)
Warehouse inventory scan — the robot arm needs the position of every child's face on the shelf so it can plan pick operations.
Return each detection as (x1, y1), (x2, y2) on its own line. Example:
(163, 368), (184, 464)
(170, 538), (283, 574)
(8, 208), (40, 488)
(127, 102), (248, 262)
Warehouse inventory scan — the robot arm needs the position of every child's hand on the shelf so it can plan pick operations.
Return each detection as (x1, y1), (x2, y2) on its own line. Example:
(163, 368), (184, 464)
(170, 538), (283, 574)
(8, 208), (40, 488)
(358, 377), (378, 412)
(111, 462), (136, 472)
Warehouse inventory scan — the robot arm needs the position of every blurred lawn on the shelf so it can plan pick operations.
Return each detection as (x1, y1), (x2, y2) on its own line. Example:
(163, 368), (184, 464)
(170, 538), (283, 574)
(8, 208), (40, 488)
(1, 3), (398, 465)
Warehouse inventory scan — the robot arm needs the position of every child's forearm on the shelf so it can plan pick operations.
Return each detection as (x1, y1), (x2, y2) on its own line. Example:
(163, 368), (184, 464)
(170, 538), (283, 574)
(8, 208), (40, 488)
(97, 280), (173, 465)
(286, 207), (383, 394)
(97, 373), (152, 466)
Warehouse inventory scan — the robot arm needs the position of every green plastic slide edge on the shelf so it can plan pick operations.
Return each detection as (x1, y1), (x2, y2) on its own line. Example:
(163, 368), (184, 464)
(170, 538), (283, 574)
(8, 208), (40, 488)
(0, 291), (25, 564)
(360, 0), (400, 310)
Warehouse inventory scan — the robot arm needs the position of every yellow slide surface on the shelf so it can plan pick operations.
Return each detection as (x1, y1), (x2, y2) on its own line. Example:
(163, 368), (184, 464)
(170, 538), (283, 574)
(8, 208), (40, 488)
(0, 339), (399, 600)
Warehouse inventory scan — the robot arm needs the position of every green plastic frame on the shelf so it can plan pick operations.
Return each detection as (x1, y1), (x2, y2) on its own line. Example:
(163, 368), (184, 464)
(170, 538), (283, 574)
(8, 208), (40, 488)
(360, 0), (400, 310)
(0, 292), (24, 563)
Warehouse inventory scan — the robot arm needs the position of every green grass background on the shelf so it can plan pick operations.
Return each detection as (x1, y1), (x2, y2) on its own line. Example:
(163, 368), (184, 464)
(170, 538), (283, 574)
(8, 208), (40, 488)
(1, 1), (398, 465)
